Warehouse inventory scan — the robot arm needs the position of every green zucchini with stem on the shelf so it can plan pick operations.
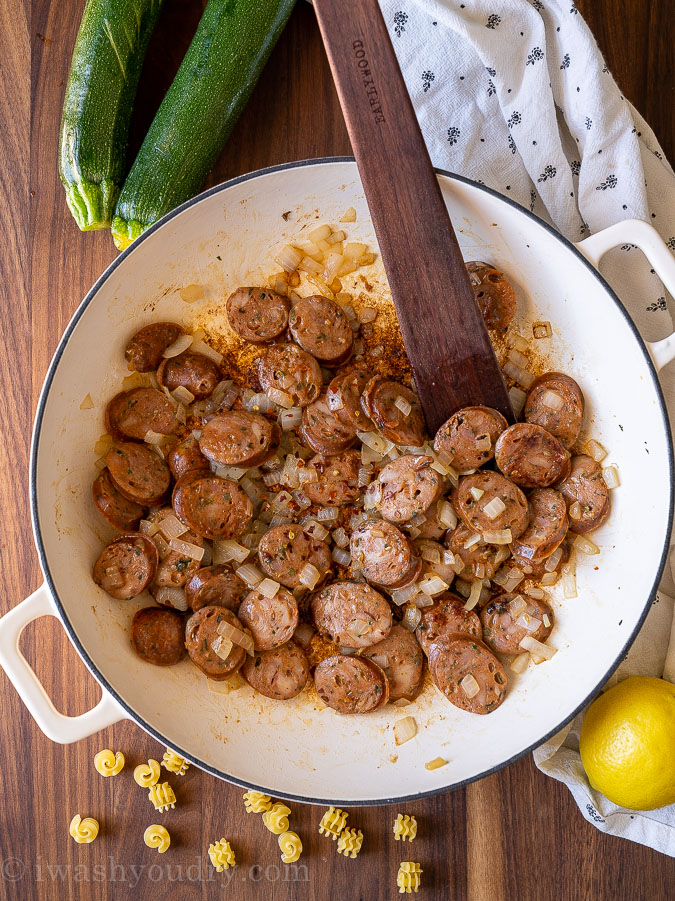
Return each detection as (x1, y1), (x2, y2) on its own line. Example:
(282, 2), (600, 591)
(112, 0), (297, 250)
(59, 0), (166, 230)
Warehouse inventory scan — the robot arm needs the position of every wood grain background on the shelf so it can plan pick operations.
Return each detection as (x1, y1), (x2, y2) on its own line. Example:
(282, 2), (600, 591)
(1, 1), (673, 898)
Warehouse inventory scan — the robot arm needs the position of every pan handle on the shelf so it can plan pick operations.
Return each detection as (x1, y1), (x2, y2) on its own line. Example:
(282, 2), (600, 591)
(576, 219), (675, 372)
(0, 584), (127, 743)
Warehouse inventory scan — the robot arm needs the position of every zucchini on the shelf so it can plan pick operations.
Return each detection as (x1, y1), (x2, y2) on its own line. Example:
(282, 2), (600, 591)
(112, 0), (296, 250)
(59, 0), (166, 230)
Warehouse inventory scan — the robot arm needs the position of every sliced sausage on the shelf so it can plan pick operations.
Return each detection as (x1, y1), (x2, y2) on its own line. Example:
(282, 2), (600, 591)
(374, 455), (442, 524)
(226, 287), (290, 343)
(105, 441), (170, 506)
(242, 640), (310, 699)
(257, 524), (332, 590)
(172, 472), (253, 540)
(185, 565), (247, 612)
(416, 499), (449, 540)
(288, 294), (353, 365)
(362, 624), (424, 702)
(466, 261), (516, 330)
(350, 521), (421, 589)
(238, 587), (299, 650)
(480, 592), (554, 655)
(445, 524), (506, 580)
(185, 605), (247, 680)
(157, 351), (222, 400)
(254, 343), (322, 407)
(495, 423), (571, 489)
(510, 488), (568, 564)
(314, 655), (389, 714)
(558, 454), (610, 534)
(146, 508), (204, 588)
(168, 436), (209, 480)
(433, 406), (508, 472)
(199, 411), (280, 468)
(311, 581), (393, 648)
(360, 378), (425, 447)
(105, 388), (179, 440)
(524, 372), (584, 450)
(300, 395), (356, 455)
(453, 470), (529, 538)
(130, 607), (187, 666)
(304, 450), (360, 506)
(326, 368), (373, 430)
(415, 594), (482, 656)
(92, 533), (158, 600)
(93, 468), (144, 531)
(125, 322), (184, 372)
(429, 636), (507, 714)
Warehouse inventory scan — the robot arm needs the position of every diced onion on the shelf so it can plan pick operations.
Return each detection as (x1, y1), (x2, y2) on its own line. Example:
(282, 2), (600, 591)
(402, 604), (422, 632)
(299, 562), (321, 590)
(235, 564), (264, 587)
(464, 580), (483, 611)
(213, 539), (249, 565)
(469, 487), (484, 501)
(358, 431), (394, 455)
(524, 587), (545, 600)
(280, 455), (300, 489)
(263, 470), (282, 488)
(463, 532), (482, 550)
(394, 395), (411, 416)
(602, 464), (620, 489)
(574, 534), (599, 555)
(157, 513), (188, 541)
(153, 533), (171, 560)
(332, 527), (349, 548)
(303, 520), (329, 540)
(144, 429), (171, 446)
(317, 506), (339, 521)
(346, 618), (373, 638)
(277, 244), (303, 272)
(515, 612), (542, 633)
(419, 542), (442, 564)
(139, 519), (161, 537)
(175, 403), (187, 425)
(212, 636), (234, 661)
(542, 390), (564, 412)
(280, 407), (302, 430)
(94, 433), (114, 456)
(460, 674), (480, 699)
(171, 385), (195, 405)
(482, 528), (512, 545)
(332, 547), (351, 566)
(569, 501), (583, 521)
(359, 307), (378, 324)
(308, 224), (332, 243)
(80, 393), (94, 410)
(519, 635), (557, 660)
(425, 757), (448, 770)
(442, 550), (456, 566)
(361, 445), (384, 465)
(507, 348), (529, 368)
(190, 339), (223, 366)
(412, 592), (435, 608)
(503, 360), (535, 389)
(561, 563), (577, 598)
(358, 466), (373, 488)
(544, 546), (564, 572)
(340, 207), (357, 223)
(475, 434), (492, 453)
(509, 386), (528, 417)
(418, 575), (448, 596)
(585, 439), (607, 462)
(390, 583), (420, 607)
(217, 620), (255, 655)
(272, 490), (293, 510)
(543, 613), (551, 628)
(494, 546), (511, 568)
(475, 564), (486, 580)
(169, 538), (204, 562)
(438, 501), (457, 530)
(162, 334), (193, 358)
(242, 391), (275, 414)
(267, 387), (294, 409)
(507, 595), (527, 619)
(541, 572), (559, 586)
(532, 320), (552, 339)
(297, 466), (318, 485)
(153, 586), (188, 611)
(369, 653), (390, 669)
(394, 716), (418, 746)
(344, 242), (367, 259)
(216, 465), (247, 481)
(294, 623), (315, 647)
(257, 578), (280, 599)
(510, 652), (530, 674)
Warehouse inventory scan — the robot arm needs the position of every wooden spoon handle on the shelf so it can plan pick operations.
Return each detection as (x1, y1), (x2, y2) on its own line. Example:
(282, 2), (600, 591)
(313, 0), (514, 431)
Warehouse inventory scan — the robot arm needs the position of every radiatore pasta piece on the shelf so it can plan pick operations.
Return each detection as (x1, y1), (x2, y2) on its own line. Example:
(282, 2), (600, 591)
(161, 748), (190, 776)
(243, 790), (272, 813)
(318, 806), (348, 839)
(148, 782), (176, 813)
(337, 827), (363, 858)
(208, 839), (236, 871)
(393, 813), (417, 842)
(397, 861), (423, 894)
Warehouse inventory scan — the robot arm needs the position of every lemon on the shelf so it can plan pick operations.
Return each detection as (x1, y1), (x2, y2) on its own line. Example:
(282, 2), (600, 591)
(580, 676), (675, 810)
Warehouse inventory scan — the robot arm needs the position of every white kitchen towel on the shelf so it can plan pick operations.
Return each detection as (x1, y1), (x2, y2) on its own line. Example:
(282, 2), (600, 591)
(376, 0), (675, 853)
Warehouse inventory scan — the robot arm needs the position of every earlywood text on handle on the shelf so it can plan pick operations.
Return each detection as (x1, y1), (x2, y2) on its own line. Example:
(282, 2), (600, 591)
(353, 41), (385, 123)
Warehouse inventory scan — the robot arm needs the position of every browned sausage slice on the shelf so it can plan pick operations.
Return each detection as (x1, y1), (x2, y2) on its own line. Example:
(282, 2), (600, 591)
(326, 368), (373, 430)
(361, 378), (425, 447)
(445, 524), (506, 580)
(172, 473), (253, 540)
(238, 587), (299, 650)
(157, 351), (222, 400)
(288, 295), (353, 365)
(524, 372), (584, 449)
(93, 533), (158, 600)
(453, 470), (529, 538)
(185, 565), (248, 612)
(466, 261), (516, 330)
(558, 454), (610, 534)
(93, 468), (144, 531)
(254, 344), (322, 407)
(518, 538), (569, 578)
(226, 287), (290, 343)
(350, 521), (421, 589)
(168, 436), (209, 480)
(311, 581), (393, 648)
(303, 450), (361, 506)
(495, 423), (570, 488)
(374, 455), (442, 523)
(300, 395), (356, 455)
(480, 592), (554, 654)
(362, 624), (424, 702)
(242, 640), (310, 699)
(147, 508), (204, 588)
(130, 607), (187, 666)
(125, 322), (184, 372)
(510, 488), (567, 564)
(105, 441), (170, 506)
(105, 388), (179, 440)
(257, 524), (332, 590)
(199, 411), (280, 468)
(415, 594), (482, 656)
(433, 406), (508, 472)
(314, 655), (389, 714)
(185, 605), (247, 680)
(429, 636), (507, 714)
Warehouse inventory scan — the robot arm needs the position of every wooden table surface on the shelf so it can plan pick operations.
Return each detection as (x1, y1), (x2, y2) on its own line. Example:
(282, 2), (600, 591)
(1, 1), (674, 898)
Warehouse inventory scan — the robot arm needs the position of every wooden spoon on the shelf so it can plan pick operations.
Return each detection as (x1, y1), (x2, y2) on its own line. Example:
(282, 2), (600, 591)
(313, 0), (514, 432)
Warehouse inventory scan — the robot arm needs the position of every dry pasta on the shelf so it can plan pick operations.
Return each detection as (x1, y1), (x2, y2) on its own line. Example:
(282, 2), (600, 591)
(243, 790), (272, 814)
(148, 782), (176, 813)
(318, 806), (348, 840)
(69, 814), (99, 844)
(134, 759), (161, 787)
(397, 862), (422, 894)
(278, 831), (302, 863)
(208, 839), (236, 871)
(144, 824), (171, 853)
(93, 749), (125, 777)
(162, 748), (190, 776)
(393, 813), (417, 842)
(262, 803), (291, 834)
(337, 827), (363, 859)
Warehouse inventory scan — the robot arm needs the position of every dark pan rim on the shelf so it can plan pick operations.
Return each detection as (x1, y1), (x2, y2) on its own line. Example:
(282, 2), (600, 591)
(30, 157), (674, 806)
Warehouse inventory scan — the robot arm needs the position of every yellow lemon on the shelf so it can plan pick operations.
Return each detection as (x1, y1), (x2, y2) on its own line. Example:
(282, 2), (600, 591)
(580, 676), (675, 810)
